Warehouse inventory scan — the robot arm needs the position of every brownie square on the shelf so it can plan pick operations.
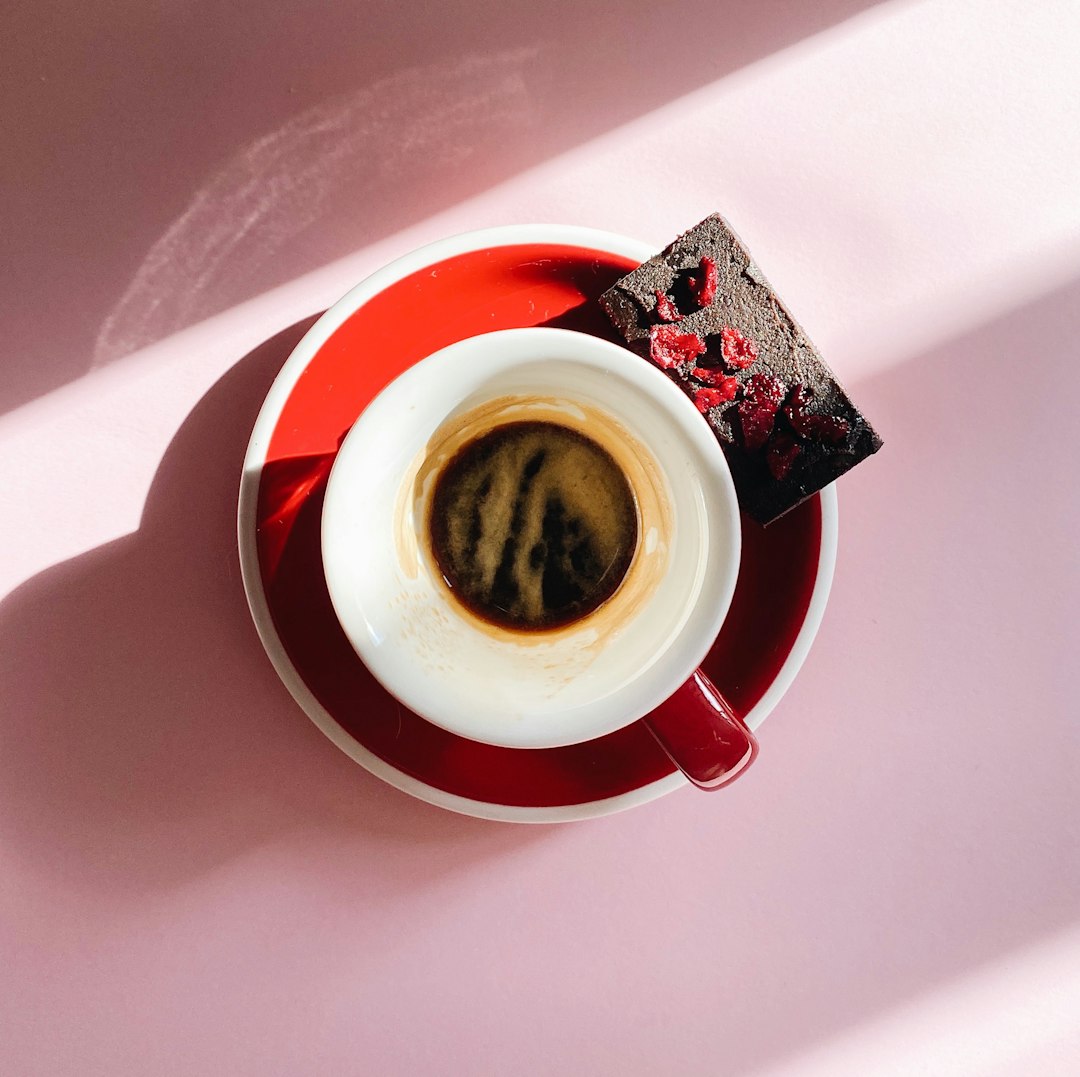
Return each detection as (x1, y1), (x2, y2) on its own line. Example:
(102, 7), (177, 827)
(600, 214), (882, 525)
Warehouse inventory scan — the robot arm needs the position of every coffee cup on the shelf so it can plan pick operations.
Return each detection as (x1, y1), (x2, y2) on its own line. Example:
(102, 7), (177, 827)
(321, 327), (757, 789)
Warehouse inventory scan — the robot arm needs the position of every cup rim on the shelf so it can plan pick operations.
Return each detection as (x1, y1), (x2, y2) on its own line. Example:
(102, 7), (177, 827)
(320, 325), (743, 749)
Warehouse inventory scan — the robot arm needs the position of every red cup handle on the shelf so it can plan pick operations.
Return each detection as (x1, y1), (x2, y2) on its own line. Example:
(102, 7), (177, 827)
(643, 670), (758, 790)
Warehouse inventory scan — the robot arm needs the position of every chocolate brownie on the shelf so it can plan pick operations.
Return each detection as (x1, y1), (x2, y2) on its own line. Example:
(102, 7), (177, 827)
(600, 214), (882, 525)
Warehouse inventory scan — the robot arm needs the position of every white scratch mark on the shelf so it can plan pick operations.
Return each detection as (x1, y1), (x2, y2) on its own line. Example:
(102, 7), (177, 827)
(94, 48), (539, 366)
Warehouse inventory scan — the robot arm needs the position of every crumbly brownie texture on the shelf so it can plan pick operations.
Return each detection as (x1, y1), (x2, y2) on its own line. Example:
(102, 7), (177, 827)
(599, 214), (882, 525)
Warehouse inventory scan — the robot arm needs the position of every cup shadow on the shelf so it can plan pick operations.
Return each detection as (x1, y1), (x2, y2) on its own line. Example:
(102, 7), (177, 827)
(0, 318), (546, 900)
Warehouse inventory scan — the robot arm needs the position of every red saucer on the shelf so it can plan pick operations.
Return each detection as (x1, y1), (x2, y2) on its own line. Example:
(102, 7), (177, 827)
(242, 231), (827, 819)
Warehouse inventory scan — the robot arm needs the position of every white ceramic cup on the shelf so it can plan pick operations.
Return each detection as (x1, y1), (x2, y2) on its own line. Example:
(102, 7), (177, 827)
(321, 327), (756, 783)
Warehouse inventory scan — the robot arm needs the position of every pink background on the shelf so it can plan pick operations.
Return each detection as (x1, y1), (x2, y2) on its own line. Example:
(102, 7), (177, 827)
(2, 0), (1078, 1073)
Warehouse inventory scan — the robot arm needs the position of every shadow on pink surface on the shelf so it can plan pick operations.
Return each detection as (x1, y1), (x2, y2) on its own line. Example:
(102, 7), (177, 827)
(717, 275), (1078, 1071)
(0, 277), (1075, 1072)
(1, 0), (882, 415)
(0, 317), (548, 898)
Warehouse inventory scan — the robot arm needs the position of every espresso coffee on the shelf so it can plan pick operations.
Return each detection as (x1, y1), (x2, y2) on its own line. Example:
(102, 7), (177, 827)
(429, 420), (638, 631)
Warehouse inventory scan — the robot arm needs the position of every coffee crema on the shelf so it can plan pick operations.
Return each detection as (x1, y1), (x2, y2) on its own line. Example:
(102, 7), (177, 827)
(428, 420), (639, 631)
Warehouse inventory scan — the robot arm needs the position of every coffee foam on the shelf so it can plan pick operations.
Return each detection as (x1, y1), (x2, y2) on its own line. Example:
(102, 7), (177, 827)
(430, 421), (637, 629)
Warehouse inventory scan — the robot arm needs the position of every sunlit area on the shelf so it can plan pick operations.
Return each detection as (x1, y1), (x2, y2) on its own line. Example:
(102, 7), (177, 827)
(1, 0), (1077, 1073)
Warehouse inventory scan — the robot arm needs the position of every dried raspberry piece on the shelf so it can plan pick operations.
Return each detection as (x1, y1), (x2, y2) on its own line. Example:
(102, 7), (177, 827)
(801, 414), (850, 444)
(693, 387), (731, 413)
(690, 368), (738, 399)
(738, 373), (785, 450)
(687, 255), (718, 307)
(766, 433), (802, 480)
(784, 384), (851, 444)
(783, 384), (812, 423)
(653, 290), (682, 323)
(721, 326), (758, 370)
(649, 324), (706, 370)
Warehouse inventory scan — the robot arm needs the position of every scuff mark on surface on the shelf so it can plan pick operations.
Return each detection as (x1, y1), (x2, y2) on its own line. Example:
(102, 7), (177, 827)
(94, 48), (539, 366)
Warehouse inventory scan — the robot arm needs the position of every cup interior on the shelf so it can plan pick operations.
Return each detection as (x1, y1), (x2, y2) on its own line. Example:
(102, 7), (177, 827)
(321, 327), (741, 749)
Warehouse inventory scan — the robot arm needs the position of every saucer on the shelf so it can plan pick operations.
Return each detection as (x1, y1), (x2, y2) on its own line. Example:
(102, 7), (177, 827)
(238, 224), (837, 822)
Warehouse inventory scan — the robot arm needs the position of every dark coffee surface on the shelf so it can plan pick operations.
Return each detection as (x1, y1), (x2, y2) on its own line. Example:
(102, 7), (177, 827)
(429, 421), (638, 631)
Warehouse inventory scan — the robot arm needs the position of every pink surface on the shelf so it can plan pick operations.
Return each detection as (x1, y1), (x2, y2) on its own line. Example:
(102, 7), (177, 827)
(1, 0), (1078, 1073)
